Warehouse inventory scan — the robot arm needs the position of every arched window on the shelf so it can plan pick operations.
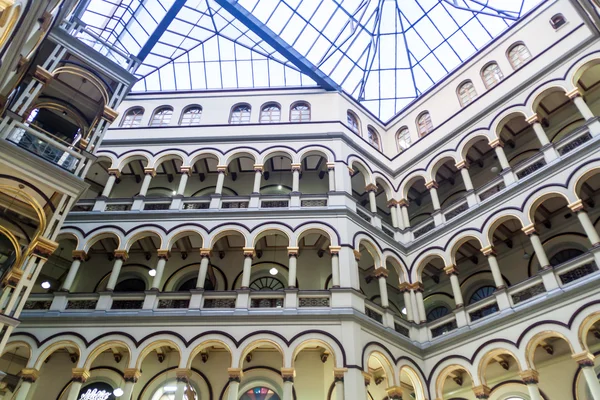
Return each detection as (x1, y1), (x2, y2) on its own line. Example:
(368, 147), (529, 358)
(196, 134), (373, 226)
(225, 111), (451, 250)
(290, 102), (311, 122)
(121, 107), (144, 128)
(507, 43), (531, 70)
(241, 388), (280, 400)
(179, 106), (202, 126)
(260, 103), (281, 123)
(250, 276), (285, 290)
(550, 13), (566, 29)
(550, 248), (584, 266)
(457, 80), (477, 106)
(426, 306), (449, 322)
(481, 63), (503, 89)
(347, 111), (360, 134)
(367, 127), (381, 150)
(396, 127), (411, 151)
(417, 112), (433, 137)
(114, 278), (146, 292)
(150, 106), (173, 127)
(230, 104), (251, 124)
(469, 286), (496, 304)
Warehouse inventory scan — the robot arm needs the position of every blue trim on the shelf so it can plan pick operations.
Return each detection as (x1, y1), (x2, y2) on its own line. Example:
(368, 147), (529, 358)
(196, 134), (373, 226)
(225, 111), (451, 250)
(136, 0), (188, 63)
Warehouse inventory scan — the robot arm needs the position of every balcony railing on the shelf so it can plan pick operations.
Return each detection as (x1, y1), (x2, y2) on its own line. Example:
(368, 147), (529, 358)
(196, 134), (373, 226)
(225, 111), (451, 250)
(412, 218), (435, 239)
(555, 126), (593, 156)
(514, 153), (547, 180)
(476, 176), (506, 202)
(466, 296), (499, 323)
(428, 313), (458, 339)
(554, 252), (598, 286)
(508, 275), (546, 306)
(442, 198), (469, 222)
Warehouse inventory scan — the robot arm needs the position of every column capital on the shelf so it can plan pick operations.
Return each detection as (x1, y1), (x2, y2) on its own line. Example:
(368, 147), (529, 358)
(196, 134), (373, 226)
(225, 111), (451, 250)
(175, 368), (192, 383)
(287, 247), (299, 257)
(385, 386), (403, 398)
(386, 199), (398, 208)
(227, 368), (243, 382)
(348, 166), (355, 175)
(444, 265), (459, 275)
(410, 282), (424, 292)
(362, 372), (372, 386)
(33, 237), (59, 260)
(281, 367), (295, 382)
(291, 163), (302, 172)
(398, 282), (410, 292)
(326, 162), (335, 170)
(397, 198), (409, 207)
(521, 223), (537, 236)
(114, 249), (129, 261)
(157, 249), (170, 260)
(333, 368), (347, 382)
(365, 183), (378, 193)
(216, 165), (228, 173)
(480, 245), (496, 257)
(353, 249), (361, 261)
(33, 65), (53, 84)
(20, 368), (40, 383)
(2, 268), (22, 288)
(488, 138), (504, 149)
(329, 246), (341, 255)
(566, 87), (582, 99)
(455, 160), (470, 170)
(72, 250), (88, 261)
(143, 167), (157, 177)
(572, 351), (596, 367)
(243, 247), (255, 258)
(525, 113), (539, 125)
(124, 368), (141, 383)
(520, 369), (539, 384)
(425, 180), (438, 190)
(199, 248), (211, 258)
(107, 168), (121, 178)
(568, 199), (585, 212)
(179, 166), (192, 176)
(71, 368), (90, 383)
(253, 164), (264, 173)
(373, 267), (389, 278)
(473, 385), (491, 399)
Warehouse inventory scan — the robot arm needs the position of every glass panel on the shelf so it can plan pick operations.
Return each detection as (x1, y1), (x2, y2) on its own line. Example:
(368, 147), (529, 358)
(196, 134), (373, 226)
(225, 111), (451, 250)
(231, 105), (251, 124)
(260, 104), (281, 123)
(397, 128), (411, 151)
(291, 103), (310, 122)
(347, 112), (359, 134)
(180, 107), (202, 126)
(508, 45), (531, 69)
(417, 113), (433, 137)
(150, 108), (173, 126)
(482, 63), (504, 89)
(458, 81), (477, 106)
(122, 108), (144, 128)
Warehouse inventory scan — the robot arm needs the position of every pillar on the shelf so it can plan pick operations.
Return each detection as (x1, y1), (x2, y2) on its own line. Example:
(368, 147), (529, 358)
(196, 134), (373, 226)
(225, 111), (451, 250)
(333, 368), (346, 400)
(174, 369), (192, 400)
(252, 165), (263, 194)
(574, 352), (600, 400)
(425, 180), (441, 210)
(399, 283), (414, 322)
(413, 283), (427, 323)
(568, 88), (595, 120)
(395, 202), (406, 230)
(176, 167), (191, 196)
(374, 267), (389, 308)
(101, 169), (119, 197)
(481, 246), (505, 289)
(227, 368), (242, 400)
(489, 139), (511, 171)
(569, 200), (600, 246)
(240, 248), (254, 289)
(287, 247), (298, 288)
(444, 265), (464, 308)
(365, 183), (378, 213)
(386, 387), (403, 400)
(151, 250), (169, 290)
(388, 200), (399, 228)
(398, 199), (410, 228)
(65, 369), (89, 400)
(473, 385), (491, 400)
(362, 373), (372, 400)
(456, 160), (474, 191)
(13, 369), (38, 400)
(215, 165), (227, 194)
(121, 368), (141, 400)
(522, 225), (551, 269)
(281, 368), (295, 400)
(61, 250), (86, 292)
(327, 162), (336, 191)
(526, 114), (551, 146)
(520, 370), (543, 400)
(106, 250), (128, 291)
(291, 163), (301, 193)
(138, 168), (156, 197)
(330, 246), (341, 288)
(196, 249), (211, 289)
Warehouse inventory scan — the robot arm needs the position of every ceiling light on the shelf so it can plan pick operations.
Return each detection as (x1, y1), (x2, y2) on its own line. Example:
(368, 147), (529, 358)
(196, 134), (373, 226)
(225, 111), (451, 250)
(172, 190), (176, 195)
(149, 269), (156, 277)
(277, 185), (282, 190)
(113, 388), (124, 397)
(401, 307), (407, 315)
(41, 281), (50, 289)
(490, 166), (499, 174)
(269, 267), (278, 276)
(522, 252), (530, 260)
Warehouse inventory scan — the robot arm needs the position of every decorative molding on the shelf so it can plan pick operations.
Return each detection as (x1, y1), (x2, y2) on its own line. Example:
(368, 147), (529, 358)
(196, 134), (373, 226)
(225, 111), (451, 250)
(386, 199), (398, 208)
(385, 386), (403, 398)
(157, 249), (170, 260)
(253, 164), (264, 173)
(33, 237), (59, 259)
(353, 250), (361, 261)
(71, 368), (90, 383)
(566, 87), (581, 99)
(291, 163), (302, 172)
(520, 369), (539, 384)
(329, 246), (341, 256)
(525, 113), (539, 124)
(113, 250), (129, 261)
(326, 162), (335, 170)
(123, 368), (141, 383)
(373, 267), (389, 279)
(444, 265), (459, 275)
(227, 368), (243, 382)
(473, 385), (491, 399)
(333, 368), (347, 383)
(568, 199), (585, 212)
(398, 282), (410, 292)
(455, 160), (470, 169)
(72, 250), (87, 261)
(287, 247), (299, 257)
(362, 371), (372, 386)
(20, 368), (39, 383)
(488, 138), (504, 148)
(572, 351), (595, 367)
(365, 183), (378, 193)
(143, 167), (156, 177)
(3, 268), (23, 288)
(102, 106), (119, 123)
(199, 248), (211, 258)
(521, 223), (537, 236)
(179, 166), (192, 176)
(216, 165), (228, 173)
(33, 66), (53, 85)
(243, 247), (255, 258)
(425, 180), (438, 190)
(480, 245), (495, 257)
(107, 168), (121, 178)
(175, 368), (192, 383)
(281, 367), (295, 382)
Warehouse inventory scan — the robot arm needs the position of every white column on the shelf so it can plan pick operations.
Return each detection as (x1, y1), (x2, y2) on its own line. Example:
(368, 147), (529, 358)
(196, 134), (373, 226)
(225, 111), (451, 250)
(252, 165), (263, 194)
(138, 168), (155, 196)
(388, 200), (399, 228)
(241, 248), (254, 288)
(227, 369), (242, 400)
(334, 369), (346, 400)
(287, 248), (298, 288)
(215, 166), (227, 194)
(457, 162), (474, 191)
(366, 184), (377, 213)
(482, 248), (505, 289)
(569, 201), (600, 246)
(65, 370), (89, 400)
(568, 89), (596, 120)
(426, 181), (441, 210)
(101, 171), (118, 197)
(414, 286), (427, 323)
(151, 252), (169, 290)
(375, 268), (389, 308)
(401, 286), (414, 322)
(281, 369), (295, 400)
(174, 369), (192, 400)
(330, 247), (341, 288)
(176, 167), (191, 196)
(523, 226), (551, 269)
(395, 204), (405, 230)
(121, 369), (141, 400)
(327, 162), (336, 191)
(399, 200), (410, 228)
(490, 139), (511, 170)
(527, 115), (551, 146)
(291, 163), (301, 192)
(196, 250), (211, 289)
(106, 251), (128, 291)
(521, 370), (543, 400)
(13, 369), (38, 400)
(61, 251), (86, 292)
(445, 266), (464, 308)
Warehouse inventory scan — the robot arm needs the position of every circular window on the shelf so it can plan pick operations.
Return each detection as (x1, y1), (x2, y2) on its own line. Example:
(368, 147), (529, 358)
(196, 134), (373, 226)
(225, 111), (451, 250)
(426, 306), (449, 322)
(240, 387), (280, 400)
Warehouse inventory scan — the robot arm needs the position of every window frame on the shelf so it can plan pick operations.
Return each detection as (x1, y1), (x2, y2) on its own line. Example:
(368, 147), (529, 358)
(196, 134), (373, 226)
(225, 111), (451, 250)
(366, 126), (381, 150)
(396, 127), (411, 152)
(229, 103), (252, 124)
(259, 102), (282, 124)
(416, 111), (433, 137)
(179, 105), (203, 126)
(290, 101), (311, 123)
(550, 13), (566, 29)
(347, 110), (361, 135)
(507, 43), (531, 70)
(120, 106), (144, 128)
(481, 62), (504, 89)
(457, 80), (477, 107)
(149, 106), (174, 127)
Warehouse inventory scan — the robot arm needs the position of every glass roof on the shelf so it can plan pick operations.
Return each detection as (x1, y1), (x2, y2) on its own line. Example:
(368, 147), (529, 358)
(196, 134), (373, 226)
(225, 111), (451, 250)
(78, 0), (542, 121)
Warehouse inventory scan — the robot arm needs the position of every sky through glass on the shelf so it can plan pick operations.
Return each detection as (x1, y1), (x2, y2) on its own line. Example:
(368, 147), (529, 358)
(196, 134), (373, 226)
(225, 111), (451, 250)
(77, 0), (543, 120)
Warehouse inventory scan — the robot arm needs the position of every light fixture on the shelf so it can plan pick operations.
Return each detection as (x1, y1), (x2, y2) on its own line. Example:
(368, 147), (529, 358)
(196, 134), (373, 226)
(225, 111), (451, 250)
(113, 388), (124, 397)
(41, 281), (50, 289)
(269, 267), (278, 276)
(522, 252), (530, 259)
(149, 269), (156, 277)
(490, 166), (499, 174)
(163, 386), (177, 392)
(401, 307), (407, 315)
(172, 190), (176, 195)
(277, 185), (282, 190)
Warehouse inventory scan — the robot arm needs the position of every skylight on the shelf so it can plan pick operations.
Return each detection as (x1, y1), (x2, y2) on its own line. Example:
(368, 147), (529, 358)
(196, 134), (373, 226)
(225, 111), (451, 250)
(77, 0), (543, 120)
